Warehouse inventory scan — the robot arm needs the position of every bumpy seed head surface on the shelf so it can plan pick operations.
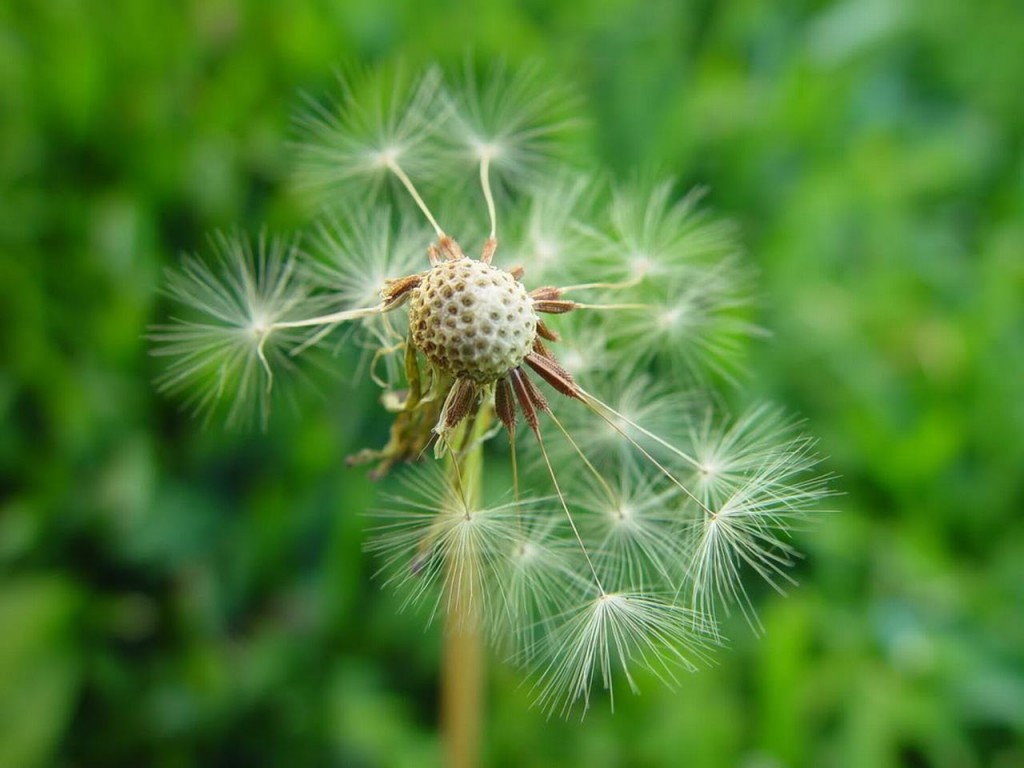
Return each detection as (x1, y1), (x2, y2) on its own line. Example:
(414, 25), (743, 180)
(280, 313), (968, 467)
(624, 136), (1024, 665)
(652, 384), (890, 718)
(409, 258), (538, 382)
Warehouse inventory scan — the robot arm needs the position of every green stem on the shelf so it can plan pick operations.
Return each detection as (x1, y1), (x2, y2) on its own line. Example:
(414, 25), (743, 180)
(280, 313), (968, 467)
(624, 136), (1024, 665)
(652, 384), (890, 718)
(441, 408), (490, 768)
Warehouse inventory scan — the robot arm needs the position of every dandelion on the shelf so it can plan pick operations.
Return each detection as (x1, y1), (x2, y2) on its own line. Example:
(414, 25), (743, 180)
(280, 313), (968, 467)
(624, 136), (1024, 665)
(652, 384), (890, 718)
(151, 232), (331, 427)
(441, 61), (581, 196)
(681, 410), (832, 631)
(292, 64), (449, 203)
(573, 465), (685, 590)
(533, 592), (715, 718)
(588, 179), (764, 380)
(504, 170), (600, 286)
(153, 62), (830, 745)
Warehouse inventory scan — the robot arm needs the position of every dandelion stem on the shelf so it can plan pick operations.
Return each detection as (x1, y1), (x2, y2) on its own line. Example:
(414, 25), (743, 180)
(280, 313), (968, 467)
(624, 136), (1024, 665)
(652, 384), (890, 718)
(385, 157), (446, 239)
(441, 406), (490, 768)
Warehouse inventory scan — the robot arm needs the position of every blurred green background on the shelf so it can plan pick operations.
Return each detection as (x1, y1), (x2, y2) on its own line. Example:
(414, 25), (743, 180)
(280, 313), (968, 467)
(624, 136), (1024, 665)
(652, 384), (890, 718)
(2, 0), (1023, 765)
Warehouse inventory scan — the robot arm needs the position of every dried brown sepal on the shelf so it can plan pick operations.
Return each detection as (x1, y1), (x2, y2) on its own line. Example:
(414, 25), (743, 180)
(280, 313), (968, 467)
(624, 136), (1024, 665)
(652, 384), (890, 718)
(536, 320), (560, 342)
(509, 368), (543, 434)
(532, 337), (554, 360)
(439, 377), (478, 432)
(525, 352), (583, 399)
(494, 377), (517, 437)
(513, 367), (549, 412)
(532, 299), (578, 315)
(481, 237), (497, 264)
(382, 274), (423, 309)
(529, 286), (562, 302)
(438, 235), (464, 261)
(521, 370), (549, 412)
(509, 266), (525, 281)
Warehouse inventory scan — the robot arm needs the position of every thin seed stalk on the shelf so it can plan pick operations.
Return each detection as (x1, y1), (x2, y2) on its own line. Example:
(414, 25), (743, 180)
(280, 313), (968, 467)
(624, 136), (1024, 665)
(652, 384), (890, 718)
(441, 406), (491, 768)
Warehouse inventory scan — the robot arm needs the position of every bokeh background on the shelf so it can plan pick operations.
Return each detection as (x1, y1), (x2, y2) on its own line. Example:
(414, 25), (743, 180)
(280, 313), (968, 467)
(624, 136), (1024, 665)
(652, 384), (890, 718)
(3, 0), (1023, 765)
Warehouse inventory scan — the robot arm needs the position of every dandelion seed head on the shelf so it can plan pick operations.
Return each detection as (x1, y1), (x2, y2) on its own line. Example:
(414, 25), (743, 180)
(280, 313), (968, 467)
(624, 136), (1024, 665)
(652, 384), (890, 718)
(506, 171), (596, 284)
(499, 518), (586, 655)
(533, 592), (715, 717)
(517, 540), (538, 560)
(151, 233), (330, 427)
(408, 258), (538, 382)
(601, 272), (759, 381)
(628, 251), (654, 279)
(443, 61), (579, 192)
(248, 309), (273, 335)
(657, 305), (684, 331)
(570, 465), (685, 591)
(292, 65), (448, 204)
(154, 61), (831, 718)
(472, 139), (501, 162)
(375, 145), (401, 167)
(370, 470), (525, 621)
(684, 405), (820, 502)
(535, 236), (558, 262)
(698, 457), (723, 479)
(685, 427), (832, 630)
(599, 181), (733, 279)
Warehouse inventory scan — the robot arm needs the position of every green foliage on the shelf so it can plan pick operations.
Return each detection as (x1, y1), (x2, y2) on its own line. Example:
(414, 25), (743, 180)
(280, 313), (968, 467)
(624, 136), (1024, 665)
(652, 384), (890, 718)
(0, 578), (81, 768)
(2, 0), (1022, 765)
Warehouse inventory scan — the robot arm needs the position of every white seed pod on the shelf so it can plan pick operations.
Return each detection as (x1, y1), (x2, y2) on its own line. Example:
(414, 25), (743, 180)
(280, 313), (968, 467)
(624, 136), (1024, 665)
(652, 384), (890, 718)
(408, 258), (538, 382)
